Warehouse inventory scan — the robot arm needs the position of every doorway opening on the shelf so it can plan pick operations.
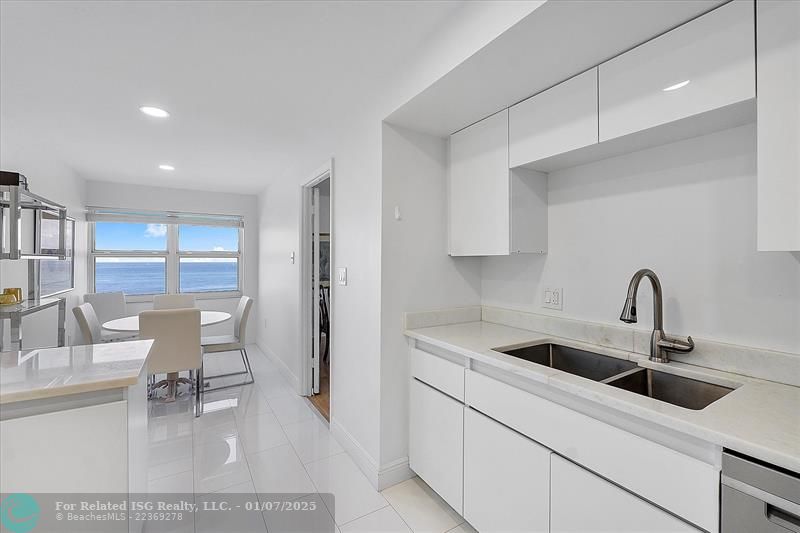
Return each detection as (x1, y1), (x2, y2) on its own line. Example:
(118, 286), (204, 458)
(300, 163), (332, 421)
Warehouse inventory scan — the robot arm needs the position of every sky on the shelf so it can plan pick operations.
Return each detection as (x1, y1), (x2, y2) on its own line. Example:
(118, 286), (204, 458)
(95, 222), (238, 251)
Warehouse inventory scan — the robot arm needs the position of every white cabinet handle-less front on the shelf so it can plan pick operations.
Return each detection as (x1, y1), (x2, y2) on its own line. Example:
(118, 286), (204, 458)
(464, 408), (550, 533)
(756, 0), (800, 251)
(409, 378), (464, 514)
(509, 67), (599, 168)
(550, 455), (702, 533)
(598, 0), (755, 142)
(448, 110), (511, 256)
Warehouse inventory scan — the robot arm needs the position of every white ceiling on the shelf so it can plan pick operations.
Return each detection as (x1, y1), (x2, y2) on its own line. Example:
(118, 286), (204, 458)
(0, 0), (466, 194)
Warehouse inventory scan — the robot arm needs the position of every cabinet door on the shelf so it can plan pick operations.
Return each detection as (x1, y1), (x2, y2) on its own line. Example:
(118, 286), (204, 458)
(599, 0), (754, 142)
(509, 68), (598, 167)
(550, 455), (701, 533)
(464, 408), (550, 533)
(409, 378), (464, 514)
(449, 110), (509, 256)
(757, 0), (800, 251)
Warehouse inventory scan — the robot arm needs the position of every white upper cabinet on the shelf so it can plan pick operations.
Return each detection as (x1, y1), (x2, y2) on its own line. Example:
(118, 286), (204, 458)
(757, 0), (800, 251)
(449, 110), (510, 256)
(509, 68), (599, 168)
(449, 110), (547, 256)
(599, 0), (755, 142)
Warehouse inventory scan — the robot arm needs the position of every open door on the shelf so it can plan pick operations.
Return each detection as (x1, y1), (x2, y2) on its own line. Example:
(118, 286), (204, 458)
(311, 186), (321, 394)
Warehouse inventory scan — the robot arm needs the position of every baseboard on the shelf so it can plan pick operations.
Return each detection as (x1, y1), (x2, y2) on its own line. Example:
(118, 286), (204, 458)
(329, 418), (415, 491)
(377, 456), (414, 491)
(254, 340), (301, 394)
(330, 418), (380, 488)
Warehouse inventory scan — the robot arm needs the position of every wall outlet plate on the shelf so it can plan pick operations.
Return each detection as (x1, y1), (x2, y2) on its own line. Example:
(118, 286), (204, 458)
(543, 287), (563, 310)
(336, 267), (348, 286)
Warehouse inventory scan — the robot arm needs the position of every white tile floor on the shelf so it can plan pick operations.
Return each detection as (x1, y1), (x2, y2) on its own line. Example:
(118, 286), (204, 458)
(146, 345), (475, 533)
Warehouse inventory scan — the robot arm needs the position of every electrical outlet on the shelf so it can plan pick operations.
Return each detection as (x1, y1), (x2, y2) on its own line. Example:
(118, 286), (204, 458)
(543, 287), (563, 310)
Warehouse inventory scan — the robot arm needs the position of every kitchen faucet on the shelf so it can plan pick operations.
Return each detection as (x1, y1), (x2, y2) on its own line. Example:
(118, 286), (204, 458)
(619, 269), (694, 363)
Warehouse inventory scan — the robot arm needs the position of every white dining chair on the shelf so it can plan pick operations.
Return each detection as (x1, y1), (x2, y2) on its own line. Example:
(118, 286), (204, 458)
(84, 292), (137, 341)
(153, 294), (197, 310)
(140, 308), (204, 416)
(73, 303), (136, 344)
(201, 296), (254, 391)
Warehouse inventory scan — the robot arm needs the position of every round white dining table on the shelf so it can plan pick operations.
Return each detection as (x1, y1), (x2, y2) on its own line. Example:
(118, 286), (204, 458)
(102, 311), (232, 332)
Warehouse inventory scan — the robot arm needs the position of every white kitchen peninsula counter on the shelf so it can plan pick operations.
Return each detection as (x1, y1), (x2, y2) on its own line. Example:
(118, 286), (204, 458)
(0, 340), (153, 497)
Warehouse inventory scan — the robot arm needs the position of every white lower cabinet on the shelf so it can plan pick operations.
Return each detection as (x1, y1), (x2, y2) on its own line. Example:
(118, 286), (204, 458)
(409, 348), (716, 533)
(463, 408), (550, 533)
(409, 378), (464, 514)
(550, 455), (702, 533)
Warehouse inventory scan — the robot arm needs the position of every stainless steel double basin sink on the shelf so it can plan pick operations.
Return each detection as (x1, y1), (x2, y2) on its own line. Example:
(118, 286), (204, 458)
(497, 343), (733, 410)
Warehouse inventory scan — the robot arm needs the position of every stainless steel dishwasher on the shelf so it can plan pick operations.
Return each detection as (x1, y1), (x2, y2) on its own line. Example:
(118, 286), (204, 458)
(722, 451), (800, 532)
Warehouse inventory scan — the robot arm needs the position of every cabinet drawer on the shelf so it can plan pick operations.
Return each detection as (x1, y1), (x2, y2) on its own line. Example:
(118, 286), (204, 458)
(409, 378), (464, 514)
(551, 455), (702, 533)
(465, 370), (719, 532)
(510, 68), (598, 167)
(599, 0), (754, 142)
(410, 347), (464, 401)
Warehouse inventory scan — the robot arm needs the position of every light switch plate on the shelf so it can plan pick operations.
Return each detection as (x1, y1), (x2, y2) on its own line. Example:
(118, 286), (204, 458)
(543, 287), (563, 310)
(336, 267), (348, 286)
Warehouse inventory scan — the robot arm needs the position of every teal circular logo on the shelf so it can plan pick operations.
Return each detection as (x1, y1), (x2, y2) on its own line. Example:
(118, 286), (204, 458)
(1, 494), (40, 533)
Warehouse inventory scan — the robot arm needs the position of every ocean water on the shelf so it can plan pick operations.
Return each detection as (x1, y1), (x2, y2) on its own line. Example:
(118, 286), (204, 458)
(95, 261), (237, 295)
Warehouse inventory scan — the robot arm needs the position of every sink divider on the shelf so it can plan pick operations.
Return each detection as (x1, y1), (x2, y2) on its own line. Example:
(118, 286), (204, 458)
(601, 366), (645, 384)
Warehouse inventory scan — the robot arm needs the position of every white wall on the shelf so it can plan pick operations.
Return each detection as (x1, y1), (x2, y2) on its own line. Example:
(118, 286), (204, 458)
(0, 143), (88, 349)
(85, 180), (260, 343)
(256, 1), (541, 487)
(483, 124), (800, 355)
(379, 123), (482, 474)
(258, 117), (386, 460)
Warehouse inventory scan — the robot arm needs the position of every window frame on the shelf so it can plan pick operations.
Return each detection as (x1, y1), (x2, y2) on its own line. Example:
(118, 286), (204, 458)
(88, 217), (243, 302)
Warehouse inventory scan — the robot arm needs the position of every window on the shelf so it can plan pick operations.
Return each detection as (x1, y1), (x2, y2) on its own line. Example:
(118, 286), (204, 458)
(88, 209), (243, 298)
(178, 225), (239, 293)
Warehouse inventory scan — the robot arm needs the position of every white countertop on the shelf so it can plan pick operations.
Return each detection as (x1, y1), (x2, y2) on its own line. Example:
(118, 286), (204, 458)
(406, 321), (800, 473)
(0, 340), (154, 404)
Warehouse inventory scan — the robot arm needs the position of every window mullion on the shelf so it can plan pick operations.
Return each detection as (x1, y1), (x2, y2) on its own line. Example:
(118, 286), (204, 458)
(167, 224), (178, 294)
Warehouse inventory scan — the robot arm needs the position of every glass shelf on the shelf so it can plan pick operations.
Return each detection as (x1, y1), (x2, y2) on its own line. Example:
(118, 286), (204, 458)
(1, 171), (67, 260)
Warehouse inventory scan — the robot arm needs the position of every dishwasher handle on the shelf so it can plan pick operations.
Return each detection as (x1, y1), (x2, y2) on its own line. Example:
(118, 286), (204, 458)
(767, 504), (800, 533)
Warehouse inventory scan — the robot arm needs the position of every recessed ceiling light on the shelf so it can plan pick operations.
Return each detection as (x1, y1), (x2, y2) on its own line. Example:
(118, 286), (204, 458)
(662, 80), (690, 92)
(159, 164), (175, 171)
(139, 106), (170, 118)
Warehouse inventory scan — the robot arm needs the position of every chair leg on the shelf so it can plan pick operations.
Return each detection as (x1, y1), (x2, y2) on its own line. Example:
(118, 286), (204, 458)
(200, 347), (255, 392)
(240, 348), (255, 385)
(195, 364), (204, 418)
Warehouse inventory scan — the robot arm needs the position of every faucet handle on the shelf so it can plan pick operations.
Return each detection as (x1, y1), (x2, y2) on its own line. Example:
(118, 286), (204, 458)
(657, 335), (695, 353)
